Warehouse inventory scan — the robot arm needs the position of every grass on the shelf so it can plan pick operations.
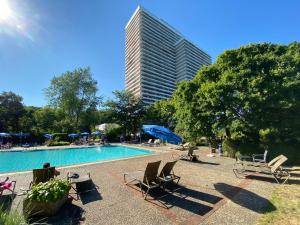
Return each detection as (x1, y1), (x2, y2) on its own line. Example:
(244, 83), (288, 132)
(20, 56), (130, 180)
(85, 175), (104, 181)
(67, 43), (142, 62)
(0, 206), (27, 225)
(257, 184), (300, 225)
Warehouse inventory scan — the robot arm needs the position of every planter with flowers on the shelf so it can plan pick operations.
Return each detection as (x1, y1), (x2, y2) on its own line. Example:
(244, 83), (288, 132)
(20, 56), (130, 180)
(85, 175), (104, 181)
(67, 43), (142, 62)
(23, 179), (71, 217)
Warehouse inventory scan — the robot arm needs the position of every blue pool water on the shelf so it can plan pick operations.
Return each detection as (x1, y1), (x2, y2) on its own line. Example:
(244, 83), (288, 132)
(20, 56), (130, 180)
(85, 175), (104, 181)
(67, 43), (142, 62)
(0, 146), (153, 173)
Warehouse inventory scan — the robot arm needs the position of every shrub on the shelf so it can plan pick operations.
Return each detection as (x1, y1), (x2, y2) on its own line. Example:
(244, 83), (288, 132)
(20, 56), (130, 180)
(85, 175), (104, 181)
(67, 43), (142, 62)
(106, 126), (122, 142)
(26, 179), (71, 203)
(47, 141), (70, 146)
(52, 133), (68, 142)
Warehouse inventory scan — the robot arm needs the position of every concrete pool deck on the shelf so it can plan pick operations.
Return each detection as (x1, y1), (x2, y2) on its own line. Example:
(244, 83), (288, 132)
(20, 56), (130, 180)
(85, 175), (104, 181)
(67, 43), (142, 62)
(0, 145), (288, 225)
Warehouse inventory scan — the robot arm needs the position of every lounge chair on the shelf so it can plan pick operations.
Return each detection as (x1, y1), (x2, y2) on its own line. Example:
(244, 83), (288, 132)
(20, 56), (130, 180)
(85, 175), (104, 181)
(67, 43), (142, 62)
(29, 167), (56, 189)
(234, 155), (290, 184)
(142, 139), (153, 146)
(0, 177), (16, 200)
(252, 150), (268, 163)
(153, 139), (161, 146)
(180, 148), (199, 161)
(270, 156), (290, 184)
(234, 154), (284, 174)
(158, 161), (180, 189)
(124, 160), (161, 199)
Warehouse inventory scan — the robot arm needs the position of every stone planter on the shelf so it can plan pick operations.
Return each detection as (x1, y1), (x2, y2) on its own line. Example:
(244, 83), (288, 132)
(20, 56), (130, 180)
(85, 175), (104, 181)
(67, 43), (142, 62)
(23, 194), (68, 217)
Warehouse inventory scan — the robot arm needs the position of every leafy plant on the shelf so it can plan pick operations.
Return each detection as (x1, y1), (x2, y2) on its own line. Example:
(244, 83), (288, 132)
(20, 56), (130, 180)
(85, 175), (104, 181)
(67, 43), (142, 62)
(26, 179), (71, 203)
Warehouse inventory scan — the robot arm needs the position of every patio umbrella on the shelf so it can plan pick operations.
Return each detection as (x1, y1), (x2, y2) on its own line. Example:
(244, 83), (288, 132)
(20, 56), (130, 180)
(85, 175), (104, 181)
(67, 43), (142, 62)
(91, 131), (101, 135)
(142, 125), (182, 145)
(43, 134), (53, 139)
(14, 133), (30, 144)
(68, 133), (79, 138)
(0, 133), (10, 144)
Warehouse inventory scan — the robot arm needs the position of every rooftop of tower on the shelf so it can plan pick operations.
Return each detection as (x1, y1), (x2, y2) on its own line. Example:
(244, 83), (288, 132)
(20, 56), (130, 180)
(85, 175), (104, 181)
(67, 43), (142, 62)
(125, 5), (211, 59)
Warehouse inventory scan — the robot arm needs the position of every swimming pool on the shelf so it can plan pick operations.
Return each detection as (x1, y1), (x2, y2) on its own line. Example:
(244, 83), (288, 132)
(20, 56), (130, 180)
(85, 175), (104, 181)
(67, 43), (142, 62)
(0, 146), (153, 173)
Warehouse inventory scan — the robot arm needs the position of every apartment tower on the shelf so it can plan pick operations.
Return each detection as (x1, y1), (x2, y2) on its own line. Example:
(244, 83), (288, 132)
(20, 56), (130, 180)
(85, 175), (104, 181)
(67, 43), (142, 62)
(125, 6), (211, 105)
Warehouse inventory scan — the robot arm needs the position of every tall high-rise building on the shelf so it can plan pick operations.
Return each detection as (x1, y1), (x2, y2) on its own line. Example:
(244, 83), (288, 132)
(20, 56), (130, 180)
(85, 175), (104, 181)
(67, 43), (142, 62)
(125, 6), (211, 105)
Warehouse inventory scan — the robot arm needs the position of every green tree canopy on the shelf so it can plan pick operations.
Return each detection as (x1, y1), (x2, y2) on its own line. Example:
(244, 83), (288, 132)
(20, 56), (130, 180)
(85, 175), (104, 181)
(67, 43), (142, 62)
(173, 42), (300, 149)
(0, 91), (25, 132)
(105, 90), (145, 135)
(45, 67), (101, 130)
(143, 98), (176, 129)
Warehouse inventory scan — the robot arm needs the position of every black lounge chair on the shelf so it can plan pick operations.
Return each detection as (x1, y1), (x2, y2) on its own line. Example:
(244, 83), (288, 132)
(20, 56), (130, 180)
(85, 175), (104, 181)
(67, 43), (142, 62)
(124, 161), (161, 199)
(158, 160), (180, 189)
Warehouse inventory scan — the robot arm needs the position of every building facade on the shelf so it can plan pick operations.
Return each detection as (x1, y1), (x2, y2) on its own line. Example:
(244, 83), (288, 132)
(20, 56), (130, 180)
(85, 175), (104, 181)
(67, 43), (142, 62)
(125, 6), (211, 105)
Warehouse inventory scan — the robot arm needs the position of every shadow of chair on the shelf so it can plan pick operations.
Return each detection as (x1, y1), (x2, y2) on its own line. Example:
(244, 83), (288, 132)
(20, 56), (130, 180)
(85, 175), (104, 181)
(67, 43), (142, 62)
(137, 182), (223, 216)
(0, 193), (16, 211)
(214, 183), (276, 213)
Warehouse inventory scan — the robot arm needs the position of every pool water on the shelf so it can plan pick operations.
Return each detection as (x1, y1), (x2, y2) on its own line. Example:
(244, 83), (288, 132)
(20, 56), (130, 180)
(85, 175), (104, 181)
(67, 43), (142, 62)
(0, 146), (153, 173)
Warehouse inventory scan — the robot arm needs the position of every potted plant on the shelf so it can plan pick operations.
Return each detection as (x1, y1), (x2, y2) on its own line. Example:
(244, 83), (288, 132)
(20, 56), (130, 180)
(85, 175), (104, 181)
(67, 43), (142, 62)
(23, 179), (71, 217)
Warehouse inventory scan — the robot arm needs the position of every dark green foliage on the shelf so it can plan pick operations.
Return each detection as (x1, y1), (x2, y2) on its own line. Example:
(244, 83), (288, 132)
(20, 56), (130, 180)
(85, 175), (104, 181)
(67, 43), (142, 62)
(26, 179), (71, 203)
(173, 42), (300, 164)
(105, 126), (123, 142)
(0, 91), (25, 132)
(143, 99), (176, 130)
(45, 67), (101, 130)
(105, 90), (145, 135)
(52, 133), (68, 142)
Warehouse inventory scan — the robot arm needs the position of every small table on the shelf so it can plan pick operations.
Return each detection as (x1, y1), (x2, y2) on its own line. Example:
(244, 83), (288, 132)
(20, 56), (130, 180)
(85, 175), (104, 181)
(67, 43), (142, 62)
(67, 172), (93, 200)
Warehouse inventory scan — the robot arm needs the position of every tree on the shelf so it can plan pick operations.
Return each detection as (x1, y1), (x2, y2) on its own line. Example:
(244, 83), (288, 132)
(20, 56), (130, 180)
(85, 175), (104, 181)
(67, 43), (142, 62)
(143, 99), (176, 129)
(105, 90), (145, 135)
(45, 67), (101, 130)
(173, 42), (300, 157)
(0, 91), (25, 132)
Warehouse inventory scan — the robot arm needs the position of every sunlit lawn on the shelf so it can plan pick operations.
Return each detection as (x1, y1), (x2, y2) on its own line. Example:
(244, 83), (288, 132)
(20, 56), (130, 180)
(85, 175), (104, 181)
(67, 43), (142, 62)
(257, 184), (300, 225)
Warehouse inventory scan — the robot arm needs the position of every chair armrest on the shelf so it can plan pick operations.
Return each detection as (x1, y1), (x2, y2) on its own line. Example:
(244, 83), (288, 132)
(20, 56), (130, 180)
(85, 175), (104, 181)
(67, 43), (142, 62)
(252, 154), (264, 158)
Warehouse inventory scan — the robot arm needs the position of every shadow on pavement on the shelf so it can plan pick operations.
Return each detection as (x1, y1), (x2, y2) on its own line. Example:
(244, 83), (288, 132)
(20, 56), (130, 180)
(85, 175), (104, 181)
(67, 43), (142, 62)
(79, 188), (102, 205)
(180, 158), (220, 166)
(0, 193), (16, 211)
(214, 183), (276, 214)
(143, 183), (223, 216)
(27, 198), (86, 225)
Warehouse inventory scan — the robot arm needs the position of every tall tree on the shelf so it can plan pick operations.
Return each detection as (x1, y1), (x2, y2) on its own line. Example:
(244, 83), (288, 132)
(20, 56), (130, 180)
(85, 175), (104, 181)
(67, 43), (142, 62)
(143, 99), (176, 129)
(105, 90), (145, 135)
(173, 42), (300, 152)
(0, 91), (25, 132)
(45, 67), (101, 129)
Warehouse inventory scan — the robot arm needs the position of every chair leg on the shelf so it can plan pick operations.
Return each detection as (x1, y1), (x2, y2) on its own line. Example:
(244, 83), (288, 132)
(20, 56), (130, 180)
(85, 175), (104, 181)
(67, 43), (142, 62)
(144, 187), (150, 200)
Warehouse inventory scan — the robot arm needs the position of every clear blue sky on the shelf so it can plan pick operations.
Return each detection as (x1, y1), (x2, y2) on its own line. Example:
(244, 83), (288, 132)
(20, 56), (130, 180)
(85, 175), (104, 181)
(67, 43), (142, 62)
(0, 0), (299, 106)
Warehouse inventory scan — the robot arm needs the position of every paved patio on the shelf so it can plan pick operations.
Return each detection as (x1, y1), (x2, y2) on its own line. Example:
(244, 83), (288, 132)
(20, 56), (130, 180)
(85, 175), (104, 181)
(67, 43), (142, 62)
(0, 145), (282, 225)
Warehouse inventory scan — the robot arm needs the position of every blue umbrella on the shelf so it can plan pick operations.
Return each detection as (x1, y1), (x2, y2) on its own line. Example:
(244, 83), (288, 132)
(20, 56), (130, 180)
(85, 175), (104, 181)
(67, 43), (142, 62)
(68, 133), (79, 138)
(142, 125), (182, 145)
(14, 133), (30, 145)
(0, 133), (10, 137)
(0, 133), (10, 144)
(91, 131), (101, 135)
(43, 134), (53, 139)
(80, 132), (89, 136)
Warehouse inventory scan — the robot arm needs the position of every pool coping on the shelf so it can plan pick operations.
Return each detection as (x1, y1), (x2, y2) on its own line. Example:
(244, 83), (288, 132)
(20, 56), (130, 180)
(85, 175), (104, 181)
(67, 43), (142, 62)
(0, 144), (168, 176)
